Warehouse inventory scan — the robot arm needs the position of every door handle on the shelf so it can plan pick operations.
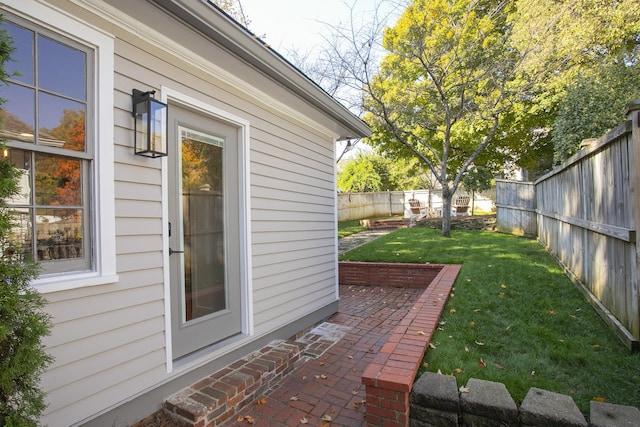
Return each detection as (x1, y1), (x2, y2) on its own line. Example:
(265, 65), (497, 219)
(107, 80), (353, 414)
(169, 248), (184, 255)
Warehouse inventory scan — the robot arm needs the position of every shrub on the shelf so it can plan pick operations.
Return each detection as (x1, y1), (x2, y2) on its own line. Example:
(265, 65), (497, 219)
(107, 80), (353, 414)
(0, 17), (53, 427)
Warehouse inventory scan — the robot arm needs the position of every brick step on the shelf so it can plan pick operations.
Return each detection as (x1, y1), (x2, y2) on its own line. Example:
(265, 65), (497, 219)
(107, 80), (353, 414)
(163, 341), (303, 426)
(360, 219), (409, 229)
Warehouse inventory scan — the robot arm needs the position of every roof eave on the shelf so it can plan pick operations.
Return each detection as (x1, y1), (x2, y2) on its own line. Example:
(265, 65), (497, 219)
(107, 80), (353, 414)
(151, 0), (371, 140)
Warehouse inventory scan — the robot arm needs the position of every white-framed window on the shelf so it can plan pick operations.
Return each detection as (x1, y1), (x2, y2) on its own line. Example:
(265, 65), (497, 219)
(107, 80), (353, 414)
(1, 1), (116, 292)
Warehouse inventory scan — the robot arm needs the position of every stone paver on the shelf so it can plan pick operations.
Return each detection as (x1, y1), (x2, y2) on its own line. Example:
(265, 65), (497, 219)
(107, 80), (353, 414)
(338, 229), (394, 255)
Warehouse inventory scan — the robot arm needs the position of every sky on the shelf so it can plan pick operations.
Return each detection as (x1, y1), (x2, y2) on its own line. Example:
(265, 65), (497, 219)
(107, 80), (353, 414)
(239, 0), (392, 55)
(238, 0), (404, 160)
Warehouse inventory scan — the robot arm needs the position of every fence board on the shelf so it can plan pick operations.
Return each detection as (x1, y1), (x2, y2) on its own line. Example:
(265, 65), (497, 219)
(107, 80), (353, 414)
(499, 106), (639, 350)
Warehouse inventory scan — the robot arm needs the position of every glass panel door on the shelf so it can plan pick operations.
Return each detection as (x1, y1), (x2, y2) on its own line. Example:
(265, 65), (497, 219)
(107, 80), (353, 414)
(169, 105), (241, 359)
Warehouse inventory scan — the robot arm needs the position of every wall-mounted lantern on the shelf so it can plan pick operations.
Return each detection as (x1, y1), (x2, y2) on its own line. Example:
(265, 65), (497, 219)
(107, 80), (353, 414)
(132, 89), (168, 158)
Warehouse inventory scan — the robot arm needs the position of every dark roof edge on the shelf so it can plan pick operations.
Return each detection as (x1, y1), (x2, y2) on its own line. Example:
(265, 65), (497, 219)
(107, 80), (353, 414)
(152, 0), (371, 139)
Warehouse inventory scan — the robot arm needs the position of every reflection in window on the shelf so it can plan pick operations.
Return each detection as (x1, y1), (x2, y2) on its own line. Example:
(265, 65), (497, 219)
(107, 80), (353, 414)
(4, 149), (84, 264)
(0, 16), (91, 274)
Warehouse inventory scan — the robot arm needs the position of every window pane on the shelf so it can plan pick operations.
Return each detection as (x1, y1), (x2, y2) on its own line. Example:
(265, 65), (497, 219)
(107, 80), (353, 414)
(0, 84), (35, 143)
(38, 92), (86, 151)
(7, 208), (33, 260)
(36, 208), (83, 261)
(34, 152), (82, 206)
(38, 35), (85, 100)
(4, 21), (34, 85)
(4, 148), (32, 205)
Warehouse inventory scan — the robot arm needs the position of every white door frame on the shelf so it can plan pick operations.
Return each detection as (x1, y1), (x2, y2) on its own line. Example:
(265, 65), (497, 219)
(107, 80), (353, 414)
(160, 87), (252, 372)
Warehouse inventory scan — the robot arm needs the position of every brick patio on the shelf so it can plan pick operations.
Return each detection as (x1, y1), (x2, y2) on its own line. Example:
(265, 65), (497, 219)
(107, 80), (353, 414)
(213, 265), (459, 427)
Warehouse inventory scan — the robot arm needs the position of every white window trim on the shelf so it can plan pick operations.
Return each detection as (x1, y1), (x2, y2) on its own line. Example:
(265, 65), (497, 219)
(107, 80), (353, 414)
(159, 87), (252, 373)
(3, 0), (118, 293)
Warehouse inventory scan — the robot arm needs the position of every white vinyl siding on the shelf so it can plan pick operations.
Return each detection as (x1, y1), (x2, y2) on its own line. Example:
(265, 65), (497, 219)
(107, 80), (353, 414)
(4, 1), (352, 425)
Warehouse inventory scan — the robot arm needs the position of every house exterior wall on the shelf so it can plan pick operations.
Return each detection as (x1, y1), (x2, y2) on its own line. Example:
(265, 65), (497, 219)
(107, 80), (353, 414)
(0, 1), (366, 425)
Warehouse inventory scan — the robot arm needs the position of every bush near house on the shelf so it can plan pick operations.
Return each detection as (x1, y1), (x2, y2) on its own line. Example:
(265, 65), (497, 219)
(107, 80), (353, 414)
(0, 21), (53, 426)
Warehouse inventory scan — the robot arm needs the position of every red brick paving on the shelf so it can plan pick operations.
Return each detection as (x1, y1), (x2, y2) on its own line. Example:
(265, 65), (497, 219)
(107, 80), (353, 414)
(221, 284), (429, 427)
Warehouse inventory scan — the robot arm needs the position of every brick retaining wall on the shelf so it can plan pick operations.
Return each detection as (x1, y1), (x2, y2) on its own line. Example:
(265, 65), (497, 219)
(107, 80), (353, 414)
(359, 264), (461, 426)
(339, 261), (445, 288)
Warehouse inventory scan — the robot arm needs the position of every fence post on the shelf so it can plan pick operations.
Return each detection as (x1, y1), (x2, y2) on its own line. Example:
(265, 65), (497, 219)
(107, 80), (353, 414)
(628, 100), (640, 343)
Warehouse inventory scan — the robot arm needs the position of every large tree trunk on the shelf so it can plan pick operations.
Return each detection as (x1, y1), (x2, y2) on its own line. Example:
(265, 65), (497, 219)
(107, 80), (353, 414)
(441, 192), (452, 237)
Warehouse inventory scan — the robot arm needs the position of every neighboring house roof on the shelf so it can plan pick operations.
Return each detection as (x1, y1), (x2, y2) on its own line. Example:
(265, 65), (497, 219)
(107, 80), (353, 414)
(153, 0), (371, 140)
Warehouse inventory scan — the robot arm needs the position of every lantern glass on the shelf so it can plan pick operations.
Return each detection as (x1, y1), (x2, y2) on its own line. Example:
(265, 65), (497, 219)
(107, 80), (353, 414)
(133, 90), (168, 158)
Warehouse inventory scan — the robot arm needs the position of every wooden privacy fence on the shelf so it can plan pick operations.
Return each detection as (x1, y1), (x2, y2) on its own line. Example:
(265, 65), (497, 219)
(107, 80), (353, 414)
(497, 101), (640, 350)
(495, 180), (536, 237)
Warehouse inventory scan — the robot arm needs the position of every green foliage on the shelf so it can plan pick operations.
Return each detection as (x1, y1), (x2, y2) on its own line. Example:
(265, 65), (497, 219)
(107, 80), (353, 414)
(552, 61), (640, 163)
(341, 228), (640, 413)
(336, 152), (384, 192)
(460, 165), (493, 195)
(363, 0), (519, 235)
(506, 0), (640, 169)
(0, 17), (52, 426)
(337, 151), (437, 192)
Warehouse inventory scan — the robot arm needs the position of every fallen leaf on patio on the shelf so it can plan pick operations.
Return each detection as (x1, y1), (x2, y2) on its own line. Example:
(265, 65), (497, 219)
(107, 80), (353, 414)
(593, 396), (605, 402)
(353, 400), (366, 409)
(352, 387), (360, 394)
(320, 374), (328, 379)
(257, 397), (268, 405)
(290, 396), (299, 401)
(321, 424), (331, 427)
(417, 330), (426, 336)
(348, 355), (353, 359)
(239, 415), (255, 424)
(429, 342), (437, 349)
(475, 340), (484, 346)
(321, 415), (332, 422)
(450, 308), (456, 314)
(454, 368), (463, 374)
(237, 416), (245, 422)
(459, 386), (470, 393)
(478, 358), (487, 368)
(464, 345), (469, 352)
(300, 416), (309, 424)
(319, 362), (325, 366)
(302, 376), (307, 380)
(548, 310), (555, 315)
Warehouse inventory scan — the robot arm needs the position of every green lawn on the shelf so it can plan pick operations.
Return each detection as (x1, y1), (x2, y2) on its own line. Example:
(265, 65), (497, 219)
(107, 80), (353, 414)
(337, 219), (367, 238)
(339, 227), (640, 414)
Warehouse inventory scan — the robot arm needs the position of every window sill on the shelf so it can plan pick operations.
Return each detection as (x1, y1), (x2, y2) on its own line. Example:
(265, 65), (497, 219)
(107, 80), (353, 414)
(34, 272), (119, 294)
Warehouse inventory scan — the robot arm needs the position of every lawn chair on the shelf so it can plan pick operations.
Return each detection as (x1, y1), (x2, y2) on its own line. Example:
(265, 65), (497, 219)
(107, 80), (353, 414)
(452, 196), (470, 216)
(407, 199), (431, 223)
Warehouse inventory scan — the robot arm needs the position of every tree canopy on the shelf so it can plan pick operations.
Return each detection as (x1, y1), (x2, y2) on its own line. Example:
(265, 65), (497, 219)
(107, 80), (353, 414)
(303, 0), (638, 236)
(363, 0), (522, 235)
